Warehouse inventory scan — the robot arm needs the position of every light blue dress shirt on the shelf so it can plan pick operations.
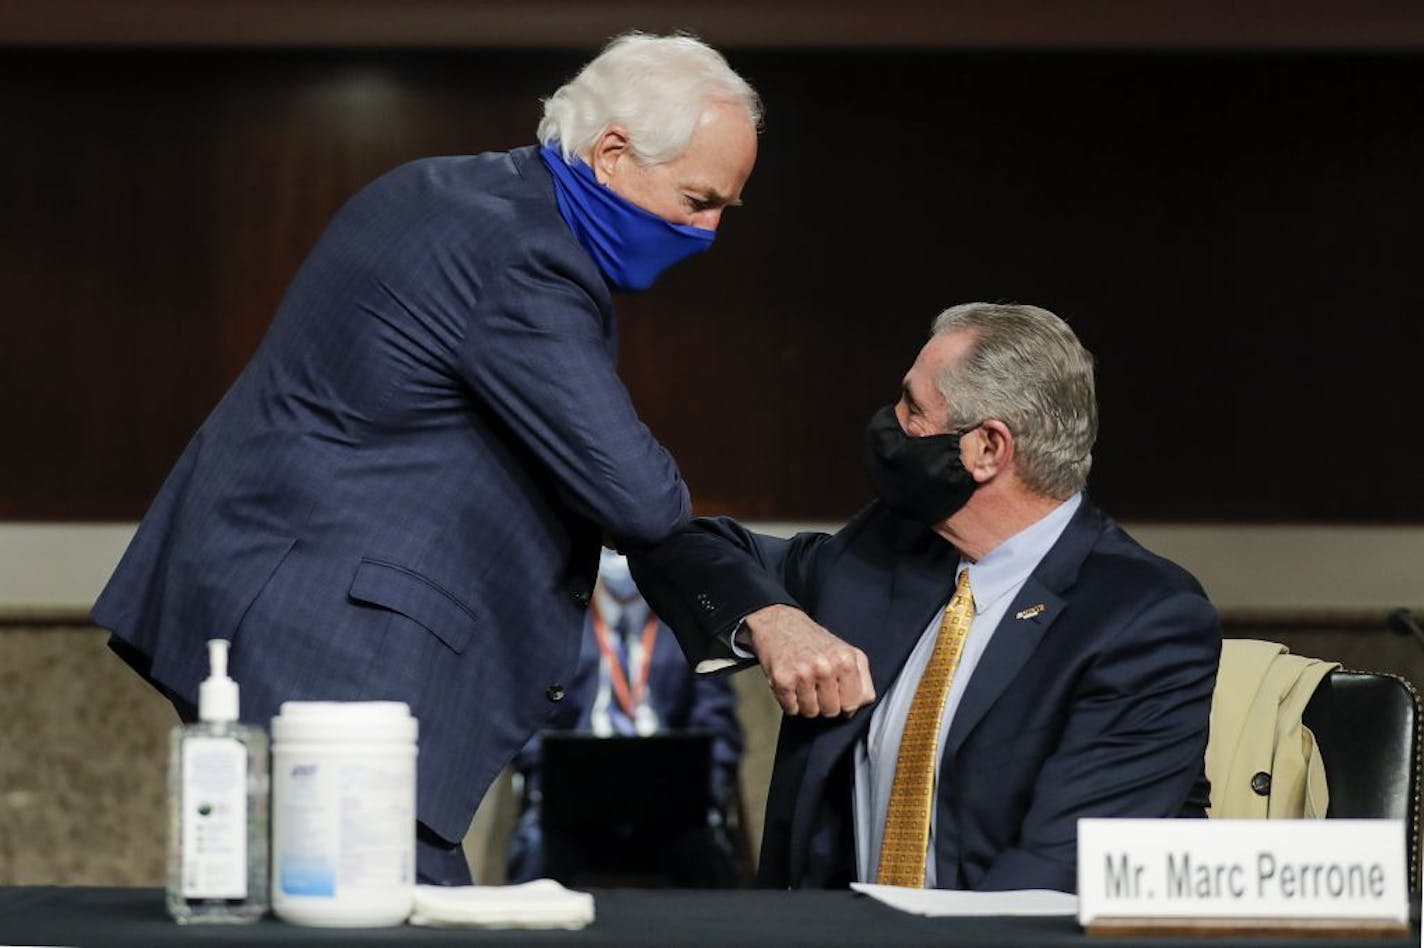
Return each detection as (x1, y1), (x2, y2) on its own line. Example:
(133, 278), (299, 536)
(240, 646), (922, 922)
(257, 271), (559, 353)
(854, 492), (1083, 886)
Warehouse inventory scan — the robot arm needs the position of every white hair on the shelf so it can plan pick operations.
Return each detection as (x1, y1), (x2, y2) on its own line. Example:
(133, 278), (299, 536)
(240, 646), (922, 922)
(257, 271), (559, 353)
(538, 32), (763, 165)
(931, 303), (1098, 499)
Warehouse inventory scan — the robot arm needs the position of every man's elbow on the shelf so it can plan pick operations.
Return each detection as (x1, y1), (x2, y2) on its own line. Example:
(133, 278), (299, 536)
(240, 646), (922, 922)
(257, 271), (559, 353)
(607, 483), (691, 547)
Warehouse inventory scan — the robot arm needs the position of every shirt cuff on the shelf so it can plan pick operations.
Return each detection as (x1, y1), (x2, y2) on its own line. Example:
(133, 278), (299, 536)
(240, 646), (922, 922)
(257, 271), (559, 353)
(727, 620), (756, 660)
(693, 619), (758, 674)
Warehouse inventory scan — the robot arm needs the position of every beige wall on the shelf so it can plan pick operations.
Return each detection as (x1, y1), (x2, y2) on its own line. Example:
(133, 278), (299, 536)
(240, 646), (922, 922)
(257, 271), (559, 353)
(0, 627), (170, 884)
(4, 622), (1423, 885)
(3, 522), (1423, 885)
(6, 522), (1423, 620)
(0, 625), (780, 886)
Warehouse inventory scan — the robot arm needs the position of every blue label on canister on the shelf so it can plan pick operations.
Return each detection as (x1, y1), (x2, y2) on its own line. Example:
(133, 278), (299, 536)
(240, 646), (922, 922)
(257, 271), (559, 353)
(281, 853), (335, 896)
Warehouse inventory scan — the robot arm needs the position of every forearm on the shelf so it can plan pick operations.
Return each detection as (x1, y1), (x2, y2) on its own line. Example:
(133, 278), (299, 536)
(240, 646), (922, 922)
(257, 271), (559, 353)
(628, 521), (801, 667)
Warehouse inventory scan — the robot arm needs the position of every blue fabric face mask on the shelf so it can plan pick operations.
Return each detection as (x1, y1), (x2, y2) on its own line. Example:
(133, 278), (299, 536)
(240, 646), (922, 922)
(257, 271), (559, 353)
(539, 144), (715, 292)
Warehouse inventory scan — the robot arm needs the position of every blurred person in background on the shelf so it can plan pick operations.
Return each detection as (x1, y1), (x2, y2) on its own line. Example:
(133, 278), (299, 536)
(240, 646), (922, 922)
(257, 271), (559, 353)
(506, 550), (744, 887)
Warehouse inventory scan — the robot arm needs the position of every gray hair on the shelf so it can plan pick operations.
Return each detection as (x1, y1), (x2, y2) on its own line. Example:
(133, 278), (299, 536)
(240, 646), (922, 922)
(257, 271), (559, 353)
(537, 32), (763, 165)
(931, 303), (1098, 498)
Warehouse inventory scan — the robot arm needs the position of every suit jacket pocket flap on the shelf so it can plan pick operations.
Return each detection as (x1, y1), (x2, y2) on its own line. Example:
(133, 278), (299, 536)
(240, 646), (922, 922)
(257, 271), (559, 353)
(348, 558), (478, 654)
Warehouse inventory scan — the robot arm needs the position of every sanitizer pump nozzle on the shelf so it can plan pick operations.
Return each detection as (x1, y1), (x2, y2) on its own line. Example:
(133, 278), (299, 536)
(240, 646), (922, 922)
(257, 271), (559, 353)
(198, 639), (240, 723)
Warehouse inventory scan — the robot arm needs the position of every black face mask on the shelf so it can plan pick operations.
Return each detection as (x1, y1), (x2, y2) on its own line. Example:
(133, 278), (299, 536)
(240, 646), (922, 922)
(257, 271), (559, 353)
(864, 404), (981, 525)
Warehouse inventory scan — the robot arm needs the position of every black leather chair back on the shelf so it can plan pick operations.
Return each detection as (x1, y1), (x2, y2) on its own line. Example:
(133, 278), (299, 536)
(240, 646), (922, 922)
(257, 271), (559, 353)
(1302, 670), (1422, 891)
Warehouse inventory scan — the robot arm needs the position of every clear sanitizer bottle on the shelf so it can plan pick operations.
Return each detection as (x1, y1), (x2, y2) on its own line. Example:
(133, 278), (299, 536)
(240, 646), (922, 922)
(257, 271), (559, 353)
(166, 639), (270, 923)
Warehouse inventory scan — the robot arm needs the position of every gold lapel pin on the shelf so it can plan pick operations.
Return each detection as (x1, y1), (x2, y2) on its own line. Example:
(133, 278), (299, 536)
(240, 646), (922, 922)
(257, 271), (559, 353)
(1014, 603), (1046, 620)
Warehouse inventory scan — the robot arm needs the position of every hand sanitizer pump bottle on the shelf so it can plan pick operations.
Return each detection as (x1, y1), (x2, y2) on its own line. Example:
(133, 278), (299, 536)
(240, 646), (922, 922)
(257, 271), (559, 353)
(166, 639), (270, 923)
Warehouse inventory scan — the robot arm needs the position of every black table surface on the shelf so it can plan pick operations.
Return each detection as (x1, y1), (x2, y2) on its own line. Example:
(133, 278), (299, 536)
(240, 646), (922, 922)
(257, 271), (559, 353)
(0, 886), (1417, 948)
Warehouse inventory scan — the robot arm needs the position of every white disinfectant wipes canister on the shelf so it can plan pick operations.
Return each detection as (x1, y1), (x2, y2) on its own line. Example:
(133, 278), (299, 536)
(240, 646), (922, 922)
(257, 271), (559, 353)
(270, 701), (417, 927)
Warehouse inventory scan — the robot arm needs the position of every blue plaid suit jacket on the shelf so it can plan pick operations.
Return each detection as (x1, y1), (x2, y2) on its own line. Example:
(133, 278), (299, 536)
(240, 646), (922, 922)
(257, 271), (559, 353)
(92, 146), (691, 842)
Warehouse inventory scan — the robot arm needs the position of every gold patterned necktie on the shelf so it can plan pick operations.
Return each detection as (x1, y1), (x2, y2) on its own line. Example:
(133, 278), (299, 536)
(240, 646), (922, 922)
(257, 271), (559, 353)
(876, 568), (975, 887)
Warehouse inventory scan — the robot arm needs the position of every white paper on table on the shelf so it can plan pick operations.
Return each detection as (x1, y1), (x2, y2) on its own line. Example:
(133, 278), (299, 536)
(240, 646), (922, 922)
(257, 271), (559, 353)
(851, 882), (1078, 917)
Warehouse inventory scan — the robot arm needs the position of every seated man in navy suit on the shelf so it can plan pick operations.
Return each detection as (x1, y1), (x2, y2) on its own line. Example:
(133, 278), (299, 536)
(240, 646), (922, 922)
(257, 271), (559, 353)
(631, 302), (1222, 892)
(505, 550), (744, 887)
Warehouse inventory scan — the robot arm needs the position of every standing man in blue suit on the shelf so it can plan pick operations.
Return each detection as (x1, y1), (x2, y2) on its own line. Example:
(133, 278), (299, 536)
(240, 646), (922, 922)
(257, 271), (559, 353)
(92, 32), (872, 884)
(631, 303), (1222, 892)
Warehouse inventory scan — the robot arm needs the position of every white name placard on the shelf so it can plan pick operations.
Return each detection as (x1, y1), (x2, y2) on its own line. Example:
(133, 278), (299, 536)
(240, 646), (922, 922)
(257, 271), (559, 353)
(1078, 819), (1407, 926)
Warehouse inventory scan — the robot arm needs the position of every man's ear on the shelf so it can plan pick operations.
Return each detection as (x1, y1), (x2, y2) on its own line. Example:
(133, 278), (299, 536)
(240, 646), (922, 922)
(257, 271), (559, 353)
(588, 125), (631, 185)
(966, 420), (1014, 483)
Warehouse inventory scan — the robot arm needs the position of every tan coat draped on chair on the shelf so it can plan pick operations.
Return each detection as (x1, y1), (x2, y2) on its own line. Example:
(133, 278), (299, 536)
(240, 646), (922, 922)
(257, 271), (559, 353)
(1204, 639), (1339, 819)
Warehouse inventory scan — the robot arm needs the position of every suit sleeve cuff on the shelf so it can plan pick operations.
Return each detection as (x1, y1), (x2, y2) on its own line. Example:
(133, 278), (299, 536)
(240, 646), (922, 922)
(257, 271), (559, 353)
(694, 619), (757, 674)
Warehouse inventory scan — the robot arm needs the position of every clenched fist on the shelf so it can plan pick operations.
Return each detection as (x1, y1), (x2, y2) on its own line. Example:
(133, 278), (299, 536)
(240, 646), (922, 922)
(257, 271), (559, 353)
(744, 604), (875, 717)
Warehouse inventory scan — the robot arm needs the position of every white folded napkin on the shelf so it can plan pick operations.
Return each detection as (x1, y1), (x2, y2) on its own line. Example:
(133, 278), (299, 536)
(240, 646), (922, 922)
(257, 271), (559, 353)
(409, 879), (596, 930)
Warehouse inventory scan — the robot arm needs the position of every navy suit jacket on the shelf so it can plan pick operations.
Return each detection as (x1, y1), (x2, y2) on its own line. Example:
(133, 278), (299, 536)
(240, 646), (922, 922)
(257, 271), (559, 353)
(92, 146), (691, 843)
(631, 499), (1221, 892)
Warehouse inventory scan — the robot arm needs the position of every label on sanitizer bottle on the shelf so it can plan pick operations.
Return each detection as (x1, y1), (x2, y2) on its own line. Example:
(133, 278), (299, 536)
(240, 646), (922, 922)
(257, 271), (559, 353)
(181, 736), (248, 899)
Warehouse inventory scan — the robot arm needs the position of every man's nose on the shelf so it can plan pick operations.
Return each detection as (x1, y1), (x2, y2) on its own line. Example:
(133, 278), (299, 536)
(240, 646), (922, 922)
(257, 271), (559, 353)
(691, 208), (723, 231)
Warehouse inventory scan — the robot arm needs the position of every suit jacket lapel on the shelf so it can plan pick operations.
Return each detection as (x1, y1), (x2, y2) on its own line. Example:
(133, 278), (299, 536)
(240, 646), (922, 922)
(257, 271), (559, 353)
(788, 525), (958, 881)
(872, 540), (961, 693)
(942, 577), (1061, 757)
(943, 499), (1106, 758)
(812, 540), (958, 756)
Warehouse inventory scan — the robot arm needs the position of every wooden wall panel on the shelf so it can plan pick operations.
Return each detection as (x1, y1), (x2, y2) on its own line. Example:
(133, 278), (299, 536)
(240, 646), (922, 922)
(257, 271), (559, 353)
(7, 1), (1424, 50)
(2, 49), (1422, 521)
